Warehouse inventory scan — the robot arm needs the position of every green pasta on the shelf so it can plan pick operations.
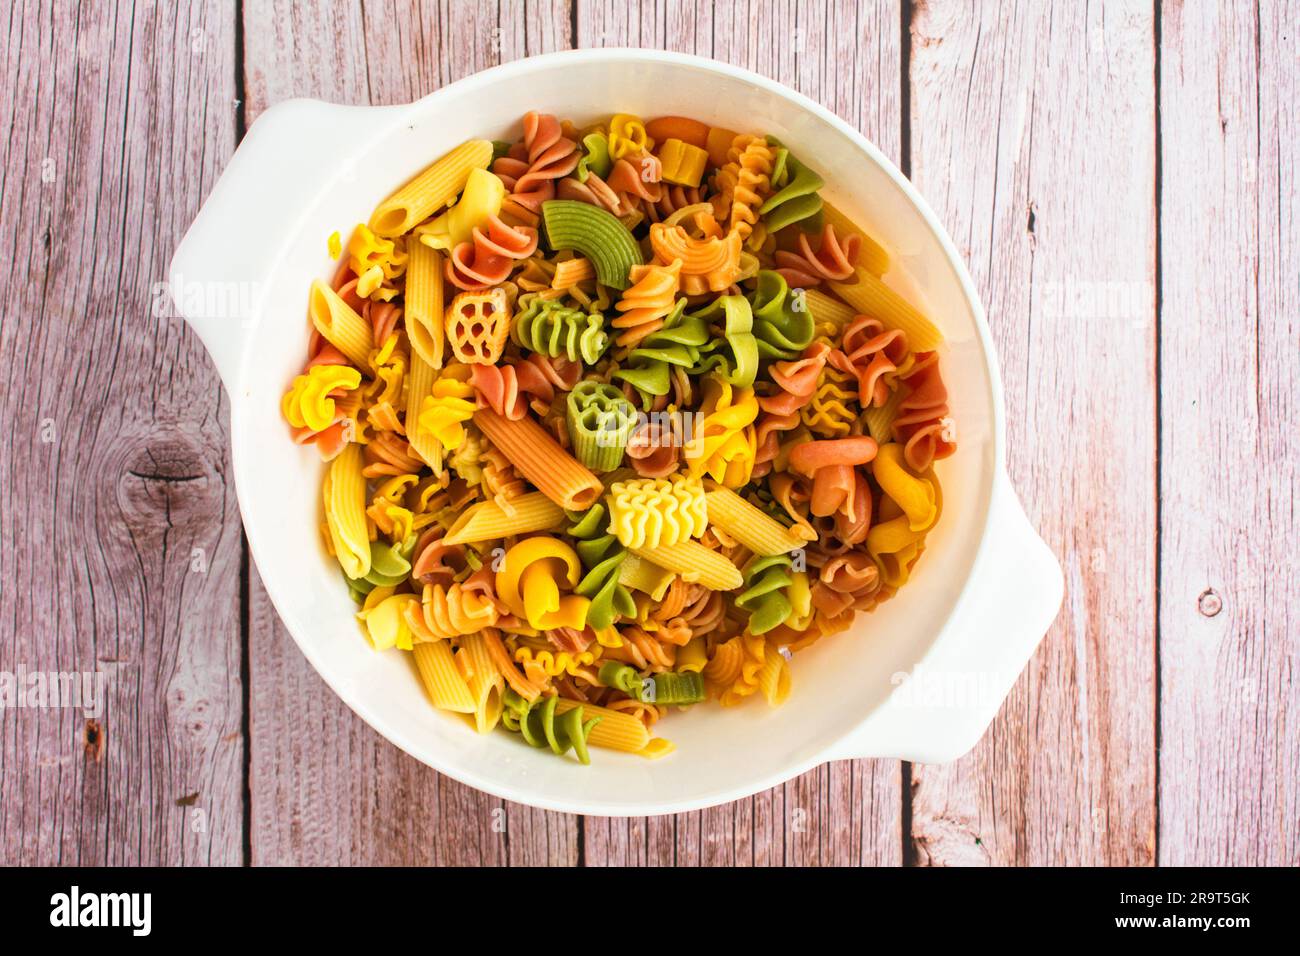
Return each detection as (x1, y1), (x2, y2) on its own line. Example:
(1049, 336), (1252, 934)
(566, 503), (637, 630)
(511, 293), (610, 364)
(760, 137), (825, 232)
(542, 199), (643, 289)
(748, 270), (816, 360)
(501, 690), (602, 764)
(688, 294), (760, 388)
(598, 661), (644, 697)
(599, 663), (706, 706)
(611, 300), (708, 408)
(735, 553), (795, 634)
(576, 132), (613, 182)
(566, 381), (638, 472)
(360, 536), (416, 587)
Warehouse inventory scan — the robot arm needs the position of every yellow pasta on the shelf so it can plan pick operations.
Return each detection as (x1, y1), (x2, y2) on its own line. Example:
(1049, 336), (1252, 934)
(356, 588), (421, 650)
(473, 408), (603, 511)
(405, 241), (445, 369)
(370, 139), (495, 238)
(459, 631), (505, 733)
(830, 267), (944, 351)
(405, 352), (441, 470)
(309, 279), (374, 367)
(412, 640), (476, 714)
(617, 553), (677, 600)
(820, 201), (890, 276)
(805, 287), (858, 343)
(676, 636), (708, 673)
(755, 643), (791, 706)
(703, 486), (814, 554)
(550, 257), (595, 289)
(418, 166), (506, 251)
(442, 492), (567, 545)
(629, 540), (744, 591)
(553, 699), (653, 753)
(862, 386), (903, 445)
(606, 475), (708, 549)
(322, 443), (371, 579)
(872, 442), (937, 532)
(496, 537), (591, 631)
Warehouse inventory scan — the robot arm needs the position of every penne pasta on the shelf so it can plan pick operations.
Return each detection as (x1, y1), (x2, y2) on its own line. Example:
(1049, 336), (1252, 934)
(863, 386), (903, 445)
(629, 540), (745, 591)
(442, 492), (567, 545)
(309, 279), (373, 367)
(704, 486), (815, 554)
(412, 640), (476, 714)
(830, 267), (945, 351)
(405, 351), (442, 471)
(458, 631), (505, 734)
(553, 699), (653, 753)
(369, 139), (494, 237)
(322, 443), (371, 579)
(472, 408), (603, 511)
(405, 241), (445, 369)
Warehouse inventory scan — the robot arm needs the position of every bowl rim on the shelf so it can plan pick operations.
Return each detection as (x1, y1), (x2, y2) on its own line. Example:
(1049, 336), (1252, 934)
(231, 47), (1007, 816)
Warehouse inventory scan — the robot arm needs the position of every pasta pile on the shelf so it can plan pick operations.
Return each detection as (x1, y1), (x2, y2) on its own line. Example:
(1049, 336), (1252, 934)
(283, 111), (957, 763)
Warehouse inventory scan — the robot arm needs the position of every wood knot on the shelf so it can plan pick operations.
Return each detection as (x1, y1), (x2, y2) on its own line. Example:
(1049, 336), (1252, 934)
(111, 426), (225, 534)
(84, 718), (105, 761)
(1197, 588), (1222, 618)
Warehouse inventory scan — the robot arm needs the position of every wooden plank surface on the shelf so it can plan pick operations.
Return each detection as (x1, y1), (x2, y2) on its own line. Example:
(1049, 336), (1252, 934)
(1157, 0), (1299, 866)
(905, 0), (1159, 865)
(2, 0), (1296, 867)
(0, 0), (244, 864)
(574, 0), (904, 866)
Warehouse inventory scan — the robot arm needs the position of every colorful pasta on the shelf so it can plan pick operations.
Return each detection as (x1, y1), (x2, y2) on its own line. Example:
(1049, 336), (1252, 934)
(284, 110), (958, 762)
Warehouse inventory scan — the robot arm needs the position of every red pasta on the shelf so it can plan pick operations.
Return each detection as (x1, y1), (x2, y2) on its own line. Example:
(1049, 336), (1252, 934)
(752, 342), (830, 478)
(626, 420), (681, 477)
(891, 351), (956, 472)
(470, 354), (580, 420)
(556, 173), (627, 216)
(774, 223), (861, 287)
(493, 111), (581, 224)
(410, 526), (467, 588)
(446, 214), (539, 291)
(828, 315), (909, 408)
(788, 436), (877, 526)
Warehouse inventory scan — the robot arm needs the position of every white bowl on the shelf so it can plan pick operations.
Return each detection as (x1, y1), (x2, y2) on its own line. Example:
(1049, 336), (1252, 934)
(170, 49), (1063, 816)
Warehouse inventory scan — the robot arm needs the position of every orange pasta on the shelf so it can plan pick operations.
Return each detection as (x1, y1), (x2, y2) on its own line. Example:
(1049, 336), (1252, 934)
(472, 407), (602, 511)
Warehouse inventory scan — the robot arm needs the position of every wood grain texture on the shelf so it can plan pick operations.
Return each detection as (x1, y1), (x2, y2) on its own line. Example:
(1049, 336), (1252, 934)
(2, 0), (1295, 868)
(1157, 0), (1299, 866)
(0, 0), (244, 864)
(574, 0), (903, 867)
(241, 0), (579, 866)
(905, 0), (1158, 865)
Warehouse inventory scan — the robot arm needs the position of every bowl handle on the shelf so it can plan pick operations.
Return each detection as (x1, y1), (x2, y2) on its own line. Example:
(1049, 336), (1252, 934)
(167, 98), (406, 390)
(822, 468), (1064, 764)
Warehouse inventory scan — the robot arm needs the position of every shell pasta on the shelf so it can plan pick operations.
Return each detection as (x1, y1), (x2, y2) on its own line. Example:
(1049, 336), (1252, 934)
(283, 111), (957, 763)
